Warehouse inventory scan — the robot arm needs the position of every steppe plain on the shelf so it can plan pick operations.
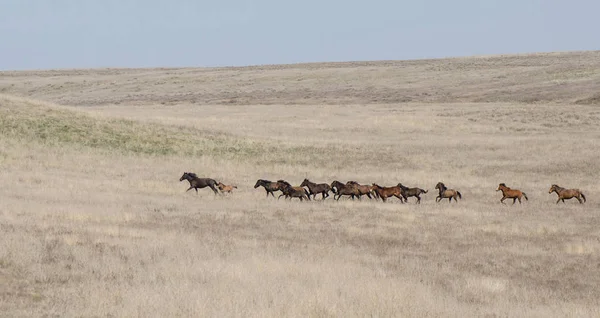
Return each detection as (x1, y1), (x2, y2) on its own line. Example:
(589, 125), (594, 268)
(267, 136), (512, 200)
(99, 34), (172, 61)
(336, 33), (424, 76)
(1, 51), (600, 317)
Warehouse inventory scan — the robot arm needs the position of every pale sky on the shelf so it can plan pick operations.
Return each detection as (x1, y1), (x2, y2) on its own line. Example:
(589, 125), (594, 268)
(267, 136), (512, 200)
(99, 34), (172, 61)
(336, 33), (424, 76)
(1, 0), (598, 70)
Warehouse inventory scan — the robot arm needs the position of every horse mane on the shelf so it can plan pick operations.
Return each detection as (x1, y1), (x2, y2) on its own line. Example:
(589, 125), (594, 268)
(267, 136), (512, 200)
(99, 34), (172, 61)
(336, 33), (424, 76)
(277, 180), (292, 187)
(187, 172), (198, 178)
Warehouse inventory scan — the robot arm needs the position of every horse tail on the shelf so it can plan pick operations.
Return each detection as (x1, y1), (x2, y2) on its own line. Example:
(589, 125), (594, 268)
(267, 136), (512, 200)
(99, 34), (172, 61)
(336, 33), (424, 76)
(523, 192), (528, 201)
(581, 193), (586, 202)
(422, 189), (428, 194)
(233, 185), (238, 189)
(457, 191), (462, 199)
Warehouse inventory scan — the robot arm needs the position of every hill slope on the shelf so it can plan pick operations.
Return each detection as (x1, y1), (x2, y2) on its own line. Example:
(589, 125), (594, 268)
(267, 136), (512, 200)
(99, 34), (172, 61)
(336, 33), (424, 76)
(2, 52), (600, 316)
(1, 51), (600, 106)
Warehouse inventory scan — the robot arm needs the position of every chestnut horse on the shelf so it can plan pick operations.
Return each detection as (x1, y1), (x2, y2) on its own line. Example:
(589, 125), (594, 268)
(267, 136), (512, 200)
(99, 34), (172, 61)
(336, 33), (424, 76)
(435, 182), (462, 203)
(217, 182), (237, 194)
(371, 184), (405, 203)
(549, 184), (586, 204)
(346, 181), (375, 199)
(496, 183), (528, 204)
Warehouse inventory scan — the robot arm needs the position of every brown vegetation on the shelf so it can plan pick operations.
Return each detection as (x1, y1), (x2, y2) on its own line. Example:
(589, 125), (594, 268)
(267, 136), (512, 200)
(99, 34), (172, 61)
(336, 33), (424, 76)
(1, 51), (600, 316)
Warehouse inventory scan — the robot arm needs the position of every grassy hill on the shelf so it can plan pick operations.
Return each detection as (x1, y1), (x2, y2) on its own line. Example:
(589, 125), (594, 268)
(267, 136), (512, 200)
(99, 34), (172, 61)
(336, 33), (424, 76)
(1, 51), (600, 106)
(1, 51), (600, 317)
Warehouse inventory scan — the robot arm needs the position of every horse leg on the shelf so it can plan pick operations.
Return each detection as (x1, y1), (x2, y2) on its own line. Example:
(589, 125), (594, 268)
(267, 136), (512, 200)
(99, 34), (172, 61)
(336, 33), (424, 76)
(512, 198), (517, 205)
(517, 197), (522, 204)
(209, 184), (219, 195)
(556, 198), (561, 204)
(416, 195), (421, 204)
(395, 194), (404, 203)
(195, 188), (199, 194)
(186, 186), (194, 192)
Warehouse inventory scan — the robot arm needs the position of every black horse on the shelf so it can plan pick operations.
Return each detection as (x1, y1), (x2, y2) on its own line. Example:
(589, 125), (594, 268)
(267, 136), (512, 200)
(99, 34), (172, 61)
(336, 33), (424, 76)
(179, 172), (219, 195)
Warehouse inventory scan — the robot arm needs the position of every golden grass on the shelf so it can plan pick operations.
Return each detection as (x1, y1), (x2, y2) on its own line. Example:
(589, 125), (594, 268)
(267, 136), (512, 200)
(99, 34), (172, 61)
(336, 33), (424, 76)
(2, 51), (600, 317)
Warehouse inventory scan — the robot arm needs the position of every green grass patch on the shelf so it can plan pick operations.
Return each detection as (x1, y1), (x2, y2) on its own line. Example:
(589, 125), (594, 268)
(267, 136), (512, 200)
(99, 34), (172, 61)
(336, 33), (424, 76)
(0, 95), (328, 164)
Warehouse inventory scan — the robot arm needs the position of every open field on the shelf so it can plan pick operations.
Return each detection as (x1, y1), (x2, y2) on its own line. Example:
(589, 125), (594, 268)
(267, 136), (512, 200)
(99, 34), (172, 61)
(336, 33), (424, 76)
(1, 51), (600, 317)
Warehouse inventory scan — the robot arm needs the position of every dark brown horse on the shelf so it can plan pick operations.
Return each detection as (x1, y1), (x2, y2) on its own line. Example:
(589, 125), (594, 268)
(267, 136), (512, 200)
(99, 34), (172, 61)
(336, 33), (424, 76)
(549, 184), (586, 204)
(300, 178), (332, 200)
(330, 180), (346, 195)
(179, 172), (219, 195)
(277, 180), (310, 201)
(346, 181), (375, 199)
(254, 179), (281, 198)
(331, 181), (359, 200)
(435, 182), (462, 203)
(397, 183), (428, 204)
(496, 183), (528, 204)
(371, 184), (405, 203)
(254, 179), (283, 198)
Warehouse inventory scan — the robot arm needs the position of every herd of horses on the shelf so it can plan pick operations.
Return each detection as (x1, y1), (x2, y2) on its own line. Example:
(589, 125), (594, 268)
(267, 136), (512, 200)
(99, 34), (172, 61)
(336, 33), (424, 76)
(179, 172), (587, 205)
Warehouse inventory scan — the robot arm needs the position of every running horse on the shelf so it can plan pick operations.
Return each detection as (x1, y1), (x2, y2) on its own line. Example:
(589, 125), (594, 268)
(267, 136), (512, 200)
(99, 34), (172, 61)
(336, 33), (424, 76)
(179, 172), (219, 195)
(496, 183), (528, 204)
(277, 180), (310, 201)
(371, 184), (405, 203)
(549, 184), (586, 204)
(346, 181), (376, 199)
(254, 179), (283, 198)
(435, 182), (462, 203)
(331, 181), (359, 200)
(217, 182), (237, 194)
(397, 183), (428, 204)
(300, 178), (332, 200)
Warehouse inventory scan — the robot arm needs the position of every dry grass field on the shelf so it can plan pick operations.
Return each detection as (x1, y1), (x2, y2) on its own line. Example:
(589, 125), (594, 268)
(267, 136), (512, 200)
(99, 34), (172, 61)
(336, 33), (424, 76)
(1, 51), (600, 317)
